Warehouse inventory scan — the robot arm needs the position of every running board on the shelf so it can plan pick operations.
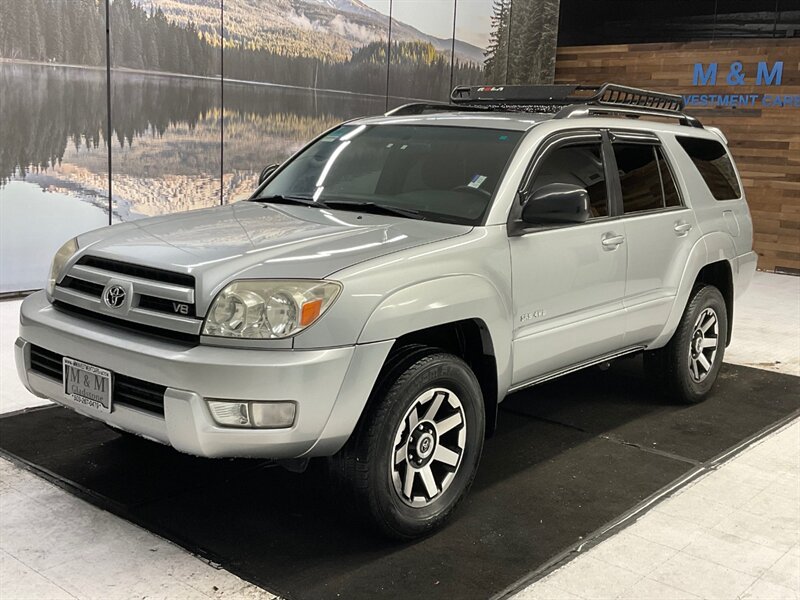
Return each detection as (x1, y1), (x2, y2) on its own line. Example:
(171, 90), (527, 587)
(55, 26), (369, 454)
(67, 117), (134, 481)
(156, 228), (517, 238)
(507, 346), (646, 394)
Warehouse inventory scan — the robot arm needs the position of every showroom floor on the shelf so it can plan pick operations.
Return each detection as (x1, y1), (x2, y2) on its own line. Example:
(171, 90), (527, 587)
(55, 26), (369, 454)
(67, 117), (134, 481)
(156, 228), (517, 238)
(517, 419), (800, 600)
(0, 271), (798, 600)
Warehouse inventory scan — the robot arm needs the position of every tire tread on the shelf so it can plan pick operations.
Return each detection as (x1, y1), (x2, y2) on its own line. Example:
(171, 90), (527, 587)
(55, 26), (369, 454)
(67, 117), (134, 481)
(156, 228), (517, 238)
(331, 348), (484, 539)
(650, 283), (727, 404)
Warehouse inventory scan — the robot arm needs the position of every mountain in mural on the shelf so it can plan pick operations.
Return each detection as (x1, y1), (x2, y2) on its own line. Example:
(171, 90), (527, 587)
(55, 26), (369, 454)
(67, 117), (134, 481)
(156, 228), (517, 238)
(136, 0), (485, 63)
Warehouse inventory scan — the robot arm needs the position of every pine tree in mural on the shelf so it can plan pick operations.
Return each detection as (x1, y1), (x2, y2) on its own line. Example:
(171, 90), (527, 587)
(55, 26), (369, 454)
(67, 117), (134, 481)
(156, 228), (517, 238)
(485, 0), (561, 85)
(485, 0), (511, 83)
(0, 0), (105, 65)
(508, 0), (560, 84)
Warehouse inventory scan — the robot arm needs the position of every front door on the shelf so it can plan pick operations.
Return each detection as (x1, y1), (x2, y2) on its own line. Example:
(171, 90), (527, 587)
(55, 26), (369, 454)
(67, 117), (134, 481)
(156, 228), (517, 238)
(509, 132), (628, 386)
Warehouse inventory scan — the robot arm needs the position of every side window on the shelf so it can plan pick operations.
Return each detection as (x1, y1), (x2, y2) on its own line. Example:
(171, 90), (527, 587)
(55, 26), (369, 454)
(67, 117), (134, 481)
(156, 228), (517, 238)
(530, 142), (608, 218)
(656, 147), (682, 208)
(676, 136), (741, 200)
(613, 143), (664, 213)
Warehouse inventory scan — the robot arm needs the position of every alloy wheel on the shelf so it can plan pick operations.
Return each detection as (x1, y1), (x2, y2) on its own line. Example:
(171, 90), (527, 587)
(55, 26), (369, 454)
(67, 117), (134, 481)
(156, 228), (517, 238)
(688, 307), (719, 383)
(390, 387), (467, 508)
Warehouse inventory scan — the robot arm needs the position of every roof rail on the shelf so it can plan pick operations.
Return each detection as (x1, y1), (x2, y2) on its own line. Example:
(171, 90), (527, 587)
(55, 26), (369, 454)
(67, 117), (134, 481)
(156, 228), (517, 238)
(449, 83), (702, 128)
(384, 102), (486, 117)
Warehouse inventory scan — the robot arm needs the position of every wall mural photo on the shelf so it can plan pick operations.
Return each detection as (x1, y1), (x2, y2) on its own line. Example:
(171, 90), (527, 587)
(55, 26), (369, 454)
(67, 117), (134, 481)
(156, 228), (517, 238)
(109, 0), (222, 218)
(220, 0), (391, 203)
(0, 0), (110, 293)
(0, 0), (561, 293)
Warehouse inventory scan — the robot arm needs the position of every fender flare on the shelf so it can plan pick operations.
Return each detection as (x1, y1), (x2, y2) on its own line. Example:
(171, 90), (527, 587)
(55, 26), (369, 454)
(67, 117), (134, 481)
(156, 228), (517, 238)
(650, 231), (736, 348)
(357, 274), (513, 402)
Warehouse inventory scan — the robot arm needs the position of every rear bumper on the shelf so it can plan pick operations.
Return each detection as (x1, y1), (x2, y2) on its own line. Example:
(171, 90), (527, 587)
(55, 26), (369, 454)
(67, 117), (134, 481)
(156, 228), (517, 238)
(16, 291), (392, 459)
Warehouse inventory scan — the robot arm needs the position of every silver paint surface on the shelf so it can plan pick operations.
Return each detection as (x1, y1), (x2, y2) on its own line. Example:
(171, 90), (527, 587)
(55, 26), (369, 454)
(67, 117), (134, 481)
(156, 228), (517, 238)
(17, 111), (757, 458)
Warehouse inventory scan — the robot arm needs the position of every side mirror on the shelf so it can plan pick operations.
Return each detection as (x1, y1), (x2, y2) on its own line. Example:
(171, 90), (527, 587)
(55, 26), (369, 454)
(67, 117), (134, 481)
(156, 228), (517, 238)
(521, 183), (591, 225)
(258, 163), (279, 185)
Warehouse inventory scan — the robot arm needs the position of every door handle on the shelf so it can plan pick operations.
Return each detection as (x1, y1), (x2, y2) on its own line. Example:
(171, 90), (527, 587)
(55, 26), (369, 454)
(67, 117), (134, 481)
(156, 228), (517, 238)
(674, 222), (692, 236)
(601, 233), (625, 250)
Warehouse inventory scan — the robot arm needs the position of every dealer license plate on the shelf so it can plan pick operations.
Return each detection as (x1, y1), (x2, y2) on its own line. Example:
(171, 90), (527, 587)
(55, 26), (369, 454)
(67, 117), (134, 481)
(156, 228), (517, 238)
(63, 357), (112, 413)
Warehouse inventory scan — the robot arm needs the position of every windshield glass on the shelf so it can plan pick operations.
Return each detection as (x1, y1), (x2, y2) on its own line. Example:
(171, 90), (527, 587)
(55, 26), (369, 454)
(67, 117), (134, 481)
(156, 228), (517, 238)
(255, 124), (523, 225)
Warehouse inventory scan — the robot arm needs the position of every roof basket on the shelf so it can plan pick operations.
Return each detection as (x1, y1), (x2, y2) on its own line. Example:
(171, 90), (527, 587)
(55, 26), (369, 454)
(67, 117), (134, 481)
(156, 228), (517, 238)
(384, 83), (701, 128)
(591, 83), (685, 112)
(448, 83), (702, 128)
(451, 83), (683, 110)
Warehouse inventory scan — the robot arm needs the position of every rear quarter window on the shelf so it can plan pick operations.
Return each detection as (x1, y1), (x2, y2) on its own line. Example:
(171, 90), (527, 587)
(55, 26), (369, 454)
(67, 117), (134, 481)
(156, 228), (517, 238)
(676, 136), (741, 201)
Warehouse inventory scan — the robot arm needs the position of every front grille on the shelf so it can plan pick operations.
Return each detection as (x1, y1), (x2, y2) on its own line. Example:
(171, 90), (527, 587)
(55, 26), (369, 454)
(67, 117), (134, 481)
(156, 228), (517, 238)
(114, 375), (167, 415)
(29, 345), (167, 416)
(53, 301), (199, 345)
(53, 254), (201, 339)
(76, 256), (195, 287)
(137, 294), (196, 318)
(30, 345), (62, 380)
(61, 276), (104, 298)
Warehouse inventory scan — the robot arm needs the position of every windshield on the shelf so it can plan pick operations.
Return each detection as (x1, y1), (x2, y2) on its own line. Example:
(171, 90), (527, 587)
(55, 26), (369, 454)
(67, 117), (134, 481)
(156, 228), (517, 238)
(254, 124), (523, 225)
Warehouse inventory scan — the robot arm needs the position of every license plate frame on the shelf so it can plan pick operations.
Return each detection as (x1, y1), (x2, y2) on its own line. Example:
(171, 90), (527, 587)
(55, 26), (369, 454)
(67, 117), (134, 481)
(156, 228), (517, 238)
(63, 357), (113, 414)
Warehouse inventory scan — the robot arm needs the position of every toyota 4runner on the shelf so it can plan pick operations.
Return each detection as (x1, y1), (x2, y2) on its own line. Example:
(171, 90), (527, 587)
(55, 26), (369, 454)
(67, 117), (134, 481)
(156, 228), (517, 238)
(15, 84), (757, 538)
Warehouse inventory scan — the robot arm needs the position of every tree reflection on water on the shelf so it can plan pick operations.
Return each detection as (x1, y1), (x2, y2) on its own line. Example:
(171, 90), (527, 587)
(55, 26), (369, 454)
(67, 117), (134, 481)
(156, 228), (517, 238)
(1, 63), (384, 215)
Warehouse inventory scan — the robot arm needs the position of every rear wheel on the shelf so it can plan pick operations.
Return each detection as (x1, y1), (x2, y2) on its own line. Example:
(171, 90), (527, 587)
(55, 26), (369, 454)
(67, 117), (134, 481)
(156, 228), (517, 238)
(332, 349), (485, 539)
(645, 284), (727, 404)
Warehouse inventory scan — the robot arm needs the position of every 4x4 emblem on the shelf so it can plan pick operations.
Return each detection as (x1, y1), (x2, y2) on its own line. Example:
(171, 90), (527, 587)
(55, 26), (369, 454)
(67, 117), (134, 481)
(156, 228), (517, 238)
(103, 285), (127, 309)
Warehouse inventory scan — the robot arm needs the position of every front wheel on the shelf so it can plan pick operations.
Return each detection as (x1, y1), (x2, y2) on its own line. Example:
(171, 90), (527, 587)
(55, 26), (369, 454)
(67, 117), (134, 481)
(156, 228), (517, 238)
(645, 284), (728, 404)
(332, 350), (485, 539)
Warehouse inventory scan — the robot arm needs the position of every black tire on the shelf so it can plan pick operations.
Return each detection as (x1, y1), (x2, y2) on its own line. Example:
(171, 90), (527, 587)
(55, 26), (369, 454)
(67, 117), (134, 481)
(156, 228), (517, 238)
(331, 349), (485, 540)
(646, 284), (728, 404)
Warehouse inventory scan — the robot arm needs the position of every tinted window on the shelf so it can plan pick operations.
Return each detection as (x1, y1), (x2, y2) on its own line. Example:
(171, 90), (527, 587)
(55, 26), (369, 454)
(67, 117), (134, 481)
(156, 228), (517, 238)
(530, 142), (608, 218)
(656, 147), (682, 207)
(677, 136), (741, 200)
(257, 125), (522, 225)
(613, 143), (664, 213)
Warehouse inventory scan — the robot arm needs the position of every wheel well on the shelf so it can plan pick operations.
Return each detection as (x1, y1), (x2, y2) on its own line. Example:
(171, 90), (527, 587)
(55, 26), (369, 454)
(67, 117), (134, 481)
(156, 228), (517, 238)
(391, 320), (499, 437)
(695, 260), (734, 345)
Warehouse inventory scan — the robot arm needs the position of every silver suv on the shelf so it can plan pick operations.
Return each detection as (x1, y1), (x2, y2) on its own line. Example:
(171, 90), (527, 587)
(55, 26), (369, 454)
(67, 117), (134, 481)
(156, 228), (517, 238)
(15, 84), (756, 538)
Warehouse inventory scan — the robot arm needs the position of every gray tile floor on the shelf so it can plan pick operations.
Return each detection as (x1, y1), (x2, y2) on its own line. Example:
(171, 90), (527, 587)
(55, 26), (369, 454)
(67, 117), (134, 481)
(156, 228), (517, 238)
(0, 454), (274, 600)
(518, 420), (800, 600)
(0, 458), (276, 600)
(0, 271), (798, 599)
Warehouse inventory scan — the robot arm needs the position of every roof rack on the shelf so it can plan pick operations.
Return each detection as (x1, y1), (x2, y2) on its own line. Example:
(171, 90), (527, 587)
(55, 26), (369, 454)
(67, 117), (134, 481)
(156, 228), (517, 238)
(384, 102), (487, 117)
(453, 83), (701, 128)
(386, 83), (701, 128)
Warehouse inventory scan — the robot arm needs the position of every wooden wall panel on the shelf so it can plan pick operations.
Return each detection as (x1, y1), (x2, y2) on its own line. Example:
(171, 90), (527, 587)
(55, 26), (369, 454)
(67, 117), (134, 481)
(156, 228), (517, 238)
(555, 40), (800, 273)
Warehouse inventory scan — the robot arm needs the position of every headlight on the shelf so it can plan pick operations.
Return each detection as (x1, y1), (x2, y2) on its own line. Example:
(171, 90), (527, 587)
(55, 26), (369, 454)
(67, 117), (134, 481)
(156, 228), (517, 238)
(202, 280), (342, 339)
(46, 237), (79, 296)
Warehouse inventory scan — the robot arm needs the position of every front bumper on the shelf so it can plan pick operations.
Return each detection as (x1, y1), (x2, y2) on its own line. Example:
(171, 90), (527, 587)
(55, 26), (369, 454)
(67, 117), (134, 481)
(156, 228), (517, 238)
(16, 292), (392, 459)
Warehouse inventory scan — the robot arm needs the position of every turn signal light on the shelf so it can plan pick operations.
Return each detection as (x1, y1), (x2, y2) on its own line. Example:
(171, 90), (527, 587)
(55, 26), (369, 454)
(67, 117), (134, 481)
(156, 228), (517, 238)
(300, 298), (323, 326)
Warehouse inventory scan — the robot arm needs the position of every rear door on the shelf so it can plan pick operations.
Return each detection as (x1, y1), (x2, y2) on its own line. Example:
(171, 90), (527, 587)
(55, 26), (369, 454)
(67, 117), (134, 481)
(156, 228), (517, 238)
(508, 130), (628, 386)
(607, 131), (701, 345)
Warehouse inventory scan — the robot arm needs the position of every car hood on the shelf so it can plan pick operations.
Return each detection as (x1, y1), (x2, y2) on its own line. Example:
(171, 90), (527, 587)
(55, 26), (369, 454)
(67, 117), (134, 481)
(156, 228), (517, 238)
(77, 202), (471, 292)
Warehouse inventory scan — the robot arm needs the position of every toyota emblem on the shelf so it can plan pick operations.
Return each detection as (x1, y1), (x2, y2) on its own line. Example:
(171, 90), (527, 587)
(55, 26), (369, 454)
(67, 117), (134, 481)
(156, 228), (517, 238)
(103, 285), (127, 309)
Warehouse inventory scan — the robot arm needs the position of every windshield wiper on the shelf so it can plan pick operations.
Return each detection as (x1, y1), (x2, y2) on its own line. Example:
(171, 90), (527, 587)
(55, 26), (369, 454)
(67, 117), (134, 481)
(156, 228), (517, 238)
(322, 200), (425, 220)
(253, 194), (325, 208)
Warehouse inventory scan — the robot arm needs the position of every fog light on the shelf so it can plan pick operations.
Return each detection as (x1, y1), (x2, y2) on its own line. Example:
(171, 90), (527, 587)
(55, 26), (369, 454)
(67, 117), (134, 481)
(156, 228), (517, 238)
(208, 401), (250, 427)
(207, 400), (296, 429)
(251, 402), (296, 428)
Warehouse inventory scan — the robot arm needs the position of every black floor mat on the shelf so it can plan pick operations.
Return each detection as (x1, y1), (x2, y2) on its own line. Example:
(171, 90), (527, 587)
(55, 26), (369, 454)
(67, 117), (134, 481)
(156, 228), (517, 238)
(1, 360), (798, 600)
